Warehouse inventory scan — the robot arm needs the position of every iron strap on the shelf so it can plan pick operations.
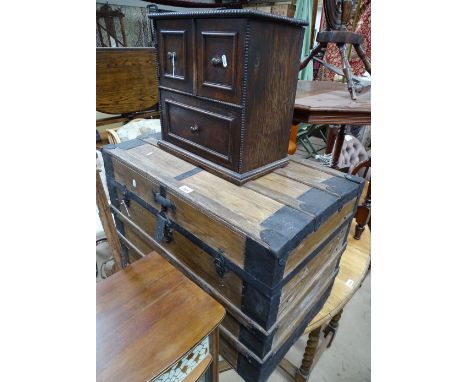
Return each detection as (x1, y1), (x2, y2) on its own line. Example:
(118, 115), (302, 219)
(107, 177), (279, 298)
(108, 177), (352, 298)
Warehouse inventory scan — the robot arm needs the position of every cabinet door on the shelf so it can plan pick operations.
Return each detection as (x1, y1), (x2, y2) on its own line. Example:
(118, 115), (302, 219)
(195, 19), (246, 105)
(156, 19), (193, 94)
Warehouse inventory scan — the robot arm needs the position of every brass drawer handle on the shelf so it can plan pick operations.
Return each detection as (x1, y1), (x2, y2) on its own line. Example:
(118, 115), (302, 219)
(167, 51), (176, 60)
(211, 56), (222, 66)
(189, 124), (200, 133)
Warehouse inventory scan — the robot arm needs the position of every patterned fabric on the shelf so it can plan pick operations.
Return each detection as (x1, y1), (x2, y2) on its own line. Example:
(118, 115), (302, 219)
(317, 0), (371, 81)
(151, 337), (210, 382)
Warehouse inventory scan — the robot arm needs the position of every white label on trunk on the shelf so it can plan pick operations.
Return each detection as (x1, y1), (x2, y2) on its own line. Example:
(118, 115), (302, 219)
(179, 185), (193, 194)
(345, 279), (355, 288)
(132, 179), (137, 188)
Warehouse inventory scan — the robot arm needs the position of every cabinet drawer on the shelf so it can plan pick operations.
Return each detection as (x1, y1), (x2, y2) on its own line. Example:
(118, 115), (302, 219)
(196, 19), (246, 105)
(156, 19), (193, 94)
(160, 91), (241, 170)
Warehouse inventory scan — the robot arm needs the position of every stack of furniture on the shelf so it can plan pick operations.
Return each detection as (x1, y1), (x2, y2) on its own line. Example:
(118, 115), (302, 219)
(102, 135), (364, 381)
(99, 9), (369, 382)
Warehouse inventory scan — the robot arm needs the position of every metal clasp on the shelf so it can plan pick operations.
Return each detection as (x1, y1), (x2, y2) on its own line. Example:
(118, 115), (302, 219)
(213, 250), (228, 285)
(120, 187), (131, 216)
(153, 185), (175, 243)
(155, 211), (173, 243)
(153, 185), (176, 212)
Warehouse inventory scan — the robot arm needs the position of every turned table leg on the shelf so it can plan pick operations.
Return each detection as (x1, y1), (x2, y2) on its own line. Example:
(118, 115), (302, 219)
(295, 327), (321, 382)
(331, 125), (346, 169)
(354, 181), (371, 240)
(323, 309), (343, 348)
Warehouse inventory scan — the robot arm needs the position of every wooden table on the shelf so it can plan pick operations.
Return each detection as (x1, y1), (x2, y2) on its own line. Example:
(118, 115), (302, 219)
(278, 220), (371, 382)
(294, 80), (371, 168)
(96, 251), (225, 382)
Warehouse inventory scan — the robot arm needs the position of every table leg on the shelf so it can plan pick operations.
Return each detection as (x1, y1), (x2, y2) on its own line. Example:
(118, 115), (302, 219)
(353, 43), (371, 74)
(354, 182), (371, 240)
(331, 125), (346, 169)
(210, 328), (220, 382)
(295, 327), (321, 382)
(323, 310), (343, 348)
(325, 126), (338, 154)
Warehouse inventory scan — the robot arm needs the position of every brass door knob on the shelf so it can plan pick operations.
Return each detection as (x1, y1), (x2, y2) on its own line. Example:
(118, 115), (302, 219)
(189, 124), (200, 133)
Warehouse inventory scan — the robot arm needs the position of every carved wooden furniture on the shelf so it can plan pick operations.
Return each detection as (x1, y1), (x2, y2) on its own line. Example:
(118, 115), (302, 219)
(149, 10), (307, 185)
(294, 80), (371, 169)
(96, 47), (160, 137)
(102, 134), (364, 382)
(96, 251), (225, 382)
(278, 225), (370, 381)
(299, 0), (371, 100)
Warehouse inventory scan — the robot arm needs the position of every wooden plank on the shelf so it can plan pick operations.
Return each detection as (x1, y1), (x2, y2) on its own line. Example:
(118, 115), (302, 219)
(113, 145), (262, 237)
(285, 200), (356, 275)
(279, 227), (347, 313)
(306, 227), (370, 333)
(109, 206), (272, 338)
(118, 142), (285, 232)
(244, 172), (309, 212)
(96, 170), (123, 272)
(119, 201), (245, 308)
(96, 252), (225, 382)
(272, 267), (337, 350)
(112, 157), (248, 269)
(186, 170), (282, 228)
(274, 161), (335, 190)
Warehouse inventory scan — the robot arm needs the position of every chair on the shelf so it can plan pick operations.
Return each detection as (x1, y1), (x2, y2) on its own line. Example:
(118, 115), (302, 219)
(332, 135), (371, 239)
(296, 124), (328, 158)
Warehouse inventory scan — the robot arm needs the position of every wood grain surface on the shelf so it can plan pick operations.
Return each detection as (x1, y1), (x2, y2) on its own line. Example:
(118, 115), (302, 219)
(96, 252), (225, 382)
(294, 80), (371, 125)
(306, 214), (370, 332)
(153, 13), (305, 182)
(96, 48), (159, 115)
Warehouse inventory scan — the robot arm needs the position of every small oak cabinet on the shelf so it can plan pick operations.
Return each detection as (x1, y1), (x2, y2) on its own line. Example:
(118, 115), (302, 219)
(150, 10), (307, 184)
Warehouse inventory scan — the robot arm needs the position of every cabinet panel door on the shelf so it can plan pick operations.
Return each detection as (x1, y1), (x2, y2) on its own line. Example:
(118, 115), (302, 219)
(195, 19), (245, 105)
(156, 19), (193, 93)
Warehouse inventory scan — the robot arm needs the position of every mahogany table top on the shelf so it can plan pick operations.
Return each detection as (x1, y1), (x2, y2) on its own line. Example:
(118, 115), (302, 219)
(96, 252), (225, 382)
(294, 80), (371, 125)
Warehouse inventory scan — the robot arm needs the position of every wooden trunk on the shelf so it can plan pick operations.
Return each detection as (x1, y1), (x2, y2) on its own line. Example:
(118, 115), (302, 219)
(149, 10), (307, 184)
(102, 134), (364, 382)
